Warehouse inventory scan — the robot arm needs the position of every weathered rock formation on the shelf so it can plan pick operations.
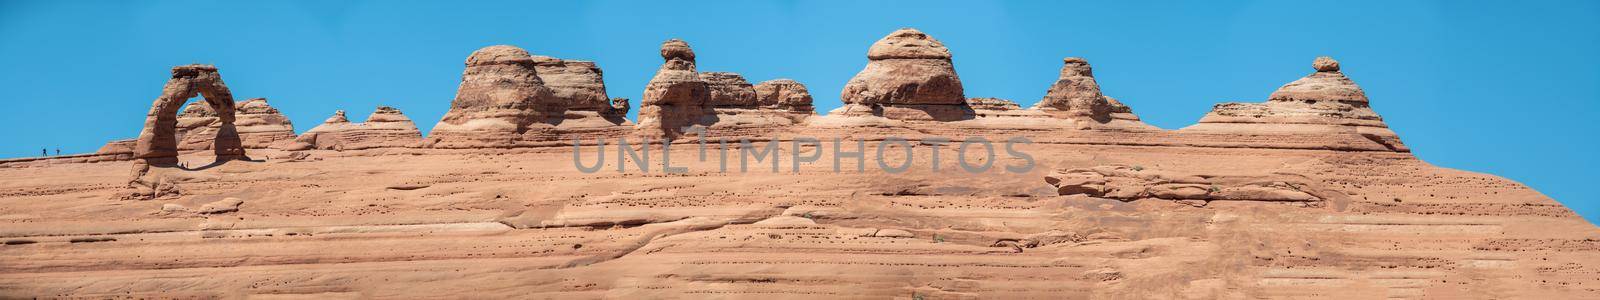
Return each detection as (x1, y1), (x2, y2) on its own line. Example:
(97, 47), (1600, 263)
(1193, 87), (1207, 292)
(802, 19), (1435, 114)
(531, 55), (630, 125)
(841, 28), (964, 106)
(1044, 165), (1326, 207)
(427, 45), (560, 148)
(132, 64), (244, 162)
(159, 98), (296, 151)
(169, 102), (222, 151)
(832, 28), (971, 121)
(703, 72), (760, 108)
(1033, 57), (1146, 127)
(231, 98), (298, 147)
(753, 79), (815, 112)
(698, 73), (814, 128)
(1183, 57), (1406, 151)
(966, 97), (1022, 112)
(636, 39), (712, 137)
(9, 30), (1600, 299)
(292, 107), (423, 151)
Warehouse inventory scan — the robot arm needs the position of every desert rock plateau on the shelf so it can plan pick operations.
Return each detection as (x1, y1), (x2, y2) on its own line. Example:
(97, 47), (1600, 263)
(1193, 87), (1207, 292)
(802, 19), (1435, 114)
(2, 28), (1598, 299)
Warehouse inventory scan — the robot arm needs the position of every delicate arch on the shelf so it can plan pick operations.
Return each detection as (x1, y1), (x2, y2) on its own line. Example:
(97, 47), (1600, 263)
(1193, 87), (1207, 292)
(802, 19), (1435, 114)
(132, 64), (244, 162)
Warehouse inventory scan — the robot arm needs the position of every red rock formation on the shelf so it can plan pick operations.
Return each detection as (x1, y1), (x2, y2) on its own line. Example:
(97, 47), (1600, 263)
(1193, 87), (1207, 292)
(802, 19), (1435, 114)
(531, 55), (630, 125)
(1045, 165), (1325, 207)
(753, 79), (815, 112)
(703, 72), (760, 108)
(1026, 57), (1152, 129)
(232, 98), (297, 148)
(7, 32), (1600, 299)
(132, 64), (244, 161)
(427, 45), (560, 148)
(293, 107), (423, 151)
(1182, 57), (1406, 151)
(698, 73), (813, 128)
(841, 28), (964, 106)
(831, 28), (971, 121)
(636, 39), (712, 137)
(160, 98), (296, 151)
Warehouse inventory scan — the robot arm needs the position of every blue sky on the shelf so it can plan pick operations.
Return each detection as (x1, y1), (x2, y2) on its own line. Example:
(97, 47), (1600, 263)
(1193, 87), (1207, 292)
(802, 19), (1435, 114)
(1, 0), (1595, 222)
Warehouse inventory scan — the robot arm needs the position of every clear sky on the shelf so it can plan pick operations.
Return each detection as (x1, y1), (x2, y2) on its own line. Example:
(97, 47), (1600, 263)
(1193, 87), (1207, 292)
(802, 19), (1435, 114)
(1, 0), (1595, 222)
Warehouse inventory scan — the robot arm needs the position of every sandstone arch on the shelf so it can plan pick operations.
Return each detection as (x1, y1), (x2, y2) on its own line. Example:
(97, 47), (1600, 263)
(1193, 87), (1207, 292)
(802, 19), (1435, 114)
(133, 64), (245, 163)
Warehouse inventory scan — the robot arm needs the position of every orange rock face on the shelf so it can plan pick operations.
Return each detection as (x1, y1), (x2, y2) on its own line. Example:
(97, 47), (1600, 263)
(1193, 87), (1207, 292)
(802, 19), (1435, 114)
(0, 31), (1596, 299)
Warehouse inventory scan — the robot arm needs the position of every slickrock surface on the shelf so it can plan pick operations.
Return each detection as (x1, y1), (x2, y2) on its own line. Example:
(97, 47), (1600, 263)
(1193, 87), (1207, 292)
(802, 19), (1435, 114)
(1183, 57), (1407, 151)
(817, 29), (1155, 131)
(2, 139), (1596, 298)
(291, 107), (423, 151)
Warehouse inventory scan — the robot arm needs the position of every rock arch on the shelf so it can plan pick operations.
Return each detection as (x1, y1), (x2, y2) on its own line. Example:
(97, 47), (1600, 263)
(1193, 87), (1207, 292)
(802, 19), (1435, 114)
(132, 64), (245, 163)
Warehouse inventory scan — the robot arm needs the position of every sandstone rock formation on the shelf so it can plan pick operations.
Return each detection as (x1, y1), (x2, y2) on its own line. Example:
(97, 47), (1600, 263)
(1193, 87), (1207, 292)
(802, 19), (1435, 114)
(1045, 165), (1325, 207)
(427, 45), (560, 148)
(132, 64), (244, 162)
(1183, 57), (1406, 151)
(170, 101), (223, 151)
(123, 65), (248, 200)
(231, 98), (298, 147)
(1033, 57), (1146, 127)
(832, 28), (971, 121)
(163, 98), (296, 151)
(841, 28), (964, 106)
(197, 197), (244, 214)
(636, 39), (712, 137)
(95, 139), (137, 158)
(703, 72), (759, 108)
(698, 72), (814, 128)
(293, 107), (423, 151)
(7, 32), (1598, 299)
(753, 79), (814, 112)
(967, 97), (1022, 111)
(531, 55), (630, 125)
